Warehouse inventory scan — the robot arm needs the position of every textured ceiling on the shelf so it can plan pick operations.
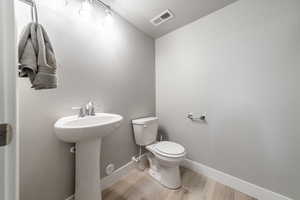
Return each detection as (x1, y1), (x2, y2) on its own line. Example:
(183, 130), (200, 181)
(103, 0), (239, 38)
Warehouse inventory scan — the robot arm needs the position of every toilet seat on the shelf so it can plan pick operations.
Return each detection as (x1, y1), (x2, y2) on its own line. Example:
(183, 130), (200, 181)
(153, 141), (186, 158)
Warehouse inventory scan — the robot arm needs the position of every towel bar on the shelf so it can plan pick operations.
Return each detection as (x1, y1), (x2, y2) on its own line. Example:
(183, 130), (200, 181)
(187, 113), (206, 121)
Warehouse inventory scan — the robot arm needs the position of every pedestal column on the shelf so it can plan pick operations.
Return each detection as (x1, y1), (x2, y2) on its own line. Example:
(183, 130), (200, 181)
(75, 138), (102, 200)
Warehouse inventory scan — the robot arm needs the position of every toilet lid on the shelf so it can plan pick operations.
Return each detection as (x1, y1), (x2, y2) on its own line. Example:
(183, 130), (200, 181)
(154, 141), (185, 156)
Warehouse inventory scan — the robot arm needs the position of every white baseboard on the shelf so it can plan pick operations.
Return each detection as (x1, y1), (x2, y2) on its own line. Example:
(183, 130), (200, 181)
(181, 159), (293, 200)
(65, 194), (74, 200)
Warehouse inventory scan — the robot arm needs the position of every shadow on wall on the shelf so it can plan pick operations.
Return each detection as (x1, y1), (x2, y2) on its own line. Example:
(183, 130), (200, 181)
(158, 126), (169, 141)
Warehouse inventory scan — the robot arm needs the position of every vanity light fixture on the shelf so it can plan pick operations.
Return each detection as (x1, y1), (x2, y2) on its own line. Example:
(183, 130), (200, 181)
(103, 8), (113, 26)
(95, 0), (114, 25)
(78, 0), (114, 24)
(79, 0), (93, 17)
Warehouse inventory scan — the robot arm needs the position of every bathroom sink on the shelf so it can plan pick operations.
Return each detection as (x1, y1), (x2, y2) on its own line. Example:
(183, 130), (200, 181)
(54, 112), (123, 200)
(54, 113), (123, 143)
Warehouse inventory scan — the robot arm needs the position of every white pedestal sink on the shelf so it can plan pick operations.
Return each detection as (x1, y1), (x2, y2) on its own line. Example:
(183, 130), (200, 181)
(54, 113), (123, 200)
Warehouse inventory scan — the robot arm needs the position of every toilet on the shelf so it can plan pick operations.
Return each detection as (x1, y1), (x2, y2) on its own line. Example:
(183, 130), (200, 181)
(132, 117), (186, 189)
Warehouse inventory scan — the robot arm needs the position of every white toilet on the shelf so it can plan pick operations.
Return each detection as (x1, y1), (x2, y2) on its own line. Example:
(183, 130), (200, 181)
(132, 117), (186, 189)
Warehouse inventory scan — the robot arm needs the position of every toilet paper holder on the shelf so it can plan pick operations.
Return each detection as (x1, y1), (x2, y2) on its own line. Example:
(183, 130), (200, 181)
(187, 113), (206, 121)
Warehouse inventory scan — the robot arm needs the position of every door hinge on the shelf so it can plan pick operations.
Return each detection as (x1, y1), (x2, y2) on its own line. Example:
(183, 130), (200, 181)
(0, 124), (12, 146)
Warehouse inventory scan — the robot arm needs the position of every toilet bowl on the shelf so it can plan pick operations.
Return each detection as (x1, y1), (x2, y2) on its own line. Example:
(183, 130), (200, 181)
(132, 117), (186, 189)
(146, 141), (186, 189)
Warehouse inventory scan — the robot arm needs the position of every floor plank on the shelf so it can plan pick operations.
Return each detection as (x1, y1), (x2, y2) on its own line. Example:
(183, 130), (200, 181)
(102, 167), (257, 200)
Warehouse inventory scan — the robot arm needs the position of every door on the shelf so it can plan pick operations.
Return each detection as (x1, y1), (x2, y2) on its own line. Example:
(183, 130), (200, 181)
(0, 0), (18, 200)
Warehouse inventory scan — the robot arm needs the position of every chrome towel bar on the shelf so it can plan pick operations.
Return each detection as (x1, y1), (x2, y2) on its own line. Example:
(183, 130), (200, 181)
(187, 113), (206, 121)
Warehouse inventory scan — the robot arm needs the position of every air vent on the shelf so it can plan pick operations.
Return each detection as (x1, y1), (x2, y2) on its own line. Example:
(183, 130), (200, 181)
(150, 9), (174, 26)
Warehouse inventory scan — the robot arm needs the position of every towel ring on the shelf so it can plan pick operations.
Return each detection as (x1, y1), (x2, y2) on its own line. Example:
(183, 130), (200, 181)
(30, 0), (39, 23)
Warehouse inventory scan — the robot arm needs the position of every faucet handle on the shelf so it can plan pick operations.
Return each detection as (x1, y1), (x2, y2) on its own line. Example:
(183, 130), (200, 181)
(72, 106), (85, 118)
(72, 106), (81, 109)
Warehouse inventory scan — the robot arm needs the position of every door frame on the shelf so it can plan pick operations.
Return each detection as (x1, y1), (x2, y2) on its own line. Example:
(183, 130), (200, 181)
(0, 0), (19, 200)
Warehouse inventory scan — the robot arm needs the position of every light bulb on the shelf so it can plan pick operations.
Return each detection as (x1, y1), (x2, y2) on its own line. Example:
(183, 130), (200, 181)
(79, 0), (92, 18)
(103, 9), (113, 27)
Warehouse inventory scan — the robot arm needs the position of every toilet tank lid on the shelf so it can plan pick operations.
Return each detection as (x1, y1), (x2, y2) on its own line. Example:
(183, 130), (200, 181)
(132, 117), (158, 125)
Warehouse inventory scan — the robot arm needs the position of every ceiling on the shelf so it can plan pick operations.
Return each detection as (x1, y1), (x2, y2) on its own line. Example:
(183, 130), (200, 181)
(103, 0), (239, 38)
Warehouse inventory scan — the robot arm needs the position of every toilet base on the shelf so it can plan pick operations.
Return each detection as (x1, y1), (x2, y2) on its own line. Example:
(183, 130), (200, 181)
(148, 166), (181, 189)
(147, 153), (182, 189)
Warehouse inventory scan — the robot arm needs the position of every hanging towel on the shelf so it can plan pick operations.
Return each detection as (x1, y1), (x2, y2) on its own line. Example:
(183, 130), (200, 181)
(18, 22), (57, 90)
(18, 23), (38, 83)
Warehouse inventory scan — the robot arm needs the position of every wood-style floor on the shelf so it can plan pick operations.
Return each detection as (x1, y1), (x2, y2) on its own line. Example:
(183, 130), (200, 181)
(102, 167), (257, 200)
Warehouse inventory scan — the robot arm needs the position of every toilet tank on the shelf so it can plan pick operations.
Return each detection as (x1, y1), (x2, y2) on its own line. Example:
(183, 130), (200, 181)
(132, 117), (159, 146)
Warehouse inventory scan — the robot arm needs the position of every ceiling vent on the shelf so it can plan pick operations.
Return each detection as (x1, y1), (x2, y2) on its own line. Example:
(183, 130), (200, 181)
(150, 9), (174, 26)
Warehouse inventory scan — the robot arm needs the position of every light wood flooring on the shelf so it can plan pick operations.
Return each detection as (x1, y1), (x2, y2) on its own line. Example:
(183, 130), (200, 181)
(102, 167), (257, 200)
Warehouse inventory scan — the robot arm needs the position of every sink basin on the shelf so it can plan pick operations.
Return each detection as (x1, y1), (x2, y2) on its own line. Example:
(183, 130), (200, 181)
(54, 113), (123, 143)
(54, 112), (123, 200)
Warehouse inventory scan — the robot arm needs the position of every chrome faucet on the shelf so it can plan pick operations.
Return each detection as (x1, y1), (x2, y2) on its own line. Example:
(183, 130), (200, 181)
(85, 101), (96, 116)
(72, 101), (96, 118)
(72, 106), (86, 118)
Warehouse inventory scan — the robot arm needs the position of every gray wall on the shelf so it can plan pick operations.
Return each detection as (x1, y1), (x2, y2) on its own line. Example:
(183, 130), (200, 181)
(156, 0), (300, 199)
(16, 1), (155, 200)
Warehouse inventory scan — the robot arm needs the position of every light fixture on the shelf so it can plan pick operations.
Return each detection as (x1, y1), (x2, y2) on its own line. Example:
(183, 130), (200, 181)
(77, 0), (114, 25)
(94, 1), (114, 28)
(98, 9), (113, 28)
(79, 0), (92, 18)
(103, 8), (113, 26)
